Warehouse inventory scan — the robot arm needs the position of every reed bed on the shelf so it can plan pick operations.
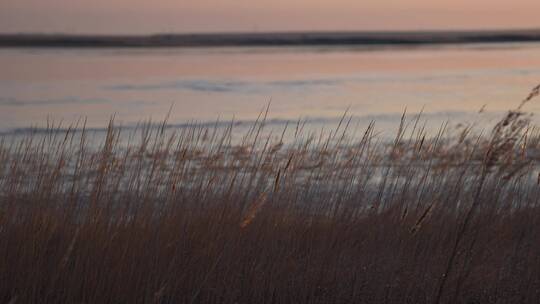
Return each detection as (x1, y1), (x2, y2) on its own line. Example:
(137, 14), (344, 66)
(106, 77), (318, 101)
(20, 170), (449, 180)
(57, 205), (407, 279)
(2, 88), (540, 303)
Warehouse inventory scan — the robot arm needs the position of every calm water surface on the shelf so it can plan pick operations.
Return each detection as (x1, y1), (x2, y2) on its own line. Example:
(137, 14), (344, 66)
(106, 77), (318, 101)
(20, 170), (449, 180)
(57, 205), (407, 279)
(2, 43), (540, 135)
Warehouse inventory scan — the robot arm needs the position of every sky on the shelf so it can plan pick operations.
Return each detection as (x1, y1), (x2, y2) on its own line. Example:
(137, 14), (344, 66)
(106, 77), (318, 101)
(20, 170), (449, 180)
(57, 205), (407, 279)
(1, 0), (540, 34)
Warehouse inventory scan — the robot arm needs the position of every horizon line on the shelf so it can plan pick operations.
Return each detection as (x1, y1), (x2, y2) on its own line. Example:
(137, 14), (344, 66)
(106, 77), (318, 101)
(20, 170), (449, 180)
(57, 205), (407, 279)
(2, 28), (540, 48)
(3, 27), (540, 36)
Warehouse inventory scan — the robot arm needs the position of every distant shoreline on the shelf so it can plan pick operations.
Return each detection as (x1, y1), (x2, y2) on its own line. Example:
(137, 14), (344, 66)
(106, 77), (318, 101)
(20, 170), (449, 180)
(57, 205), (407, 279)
(2, 29), (540, 48)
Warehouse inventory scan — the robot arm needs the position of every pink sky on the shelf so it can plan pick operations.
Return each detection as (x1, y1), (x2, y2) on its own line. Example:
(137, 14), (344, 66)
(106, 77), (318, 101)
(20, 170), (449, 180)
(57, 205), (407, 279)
(1, 0), (540, 34)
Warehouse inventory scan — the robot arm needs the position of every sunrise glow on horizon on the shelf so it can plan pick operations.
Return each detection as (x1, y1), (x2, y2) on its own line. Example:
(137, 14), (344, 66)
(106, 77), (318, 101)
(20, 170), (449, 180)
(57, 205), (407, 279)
(1, 0), (540, 34)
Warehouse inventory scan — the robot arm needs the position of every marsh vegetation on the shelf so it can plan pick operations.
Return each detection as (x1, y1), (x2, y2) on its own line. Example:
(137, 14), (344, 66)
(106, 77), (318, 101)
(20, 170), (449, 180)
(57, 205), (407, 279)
(1, 86), (540, 303)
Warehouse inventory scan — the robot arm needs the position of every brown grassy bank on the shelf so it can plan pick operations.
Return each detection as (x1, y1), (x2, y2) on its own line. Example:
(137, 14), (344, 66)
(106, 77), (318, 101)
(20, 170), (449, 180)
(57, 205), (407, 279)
(1, 87), (540, 303)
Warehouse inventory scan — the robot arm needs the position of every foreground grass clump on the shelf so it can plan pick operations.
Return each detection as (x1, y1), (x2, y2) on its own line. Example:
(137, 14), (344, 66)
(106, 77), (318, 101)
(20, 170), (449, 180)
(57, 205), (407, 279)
(2, 92), (540, 303)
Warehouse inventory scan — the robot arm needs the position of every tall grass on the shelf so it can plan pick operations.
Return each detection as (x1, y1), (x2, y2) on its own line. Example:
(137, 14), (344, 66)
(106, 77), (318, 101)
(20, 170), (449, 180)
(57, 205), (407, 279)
(1, 88), (540, 303)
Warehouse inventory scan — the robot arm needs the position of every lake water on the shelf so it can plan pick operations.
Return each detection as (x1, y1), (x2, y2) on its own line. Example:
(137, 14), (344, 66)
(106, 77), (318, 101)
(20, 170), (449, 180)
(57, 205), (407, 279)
(2, 43), (540, 136)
